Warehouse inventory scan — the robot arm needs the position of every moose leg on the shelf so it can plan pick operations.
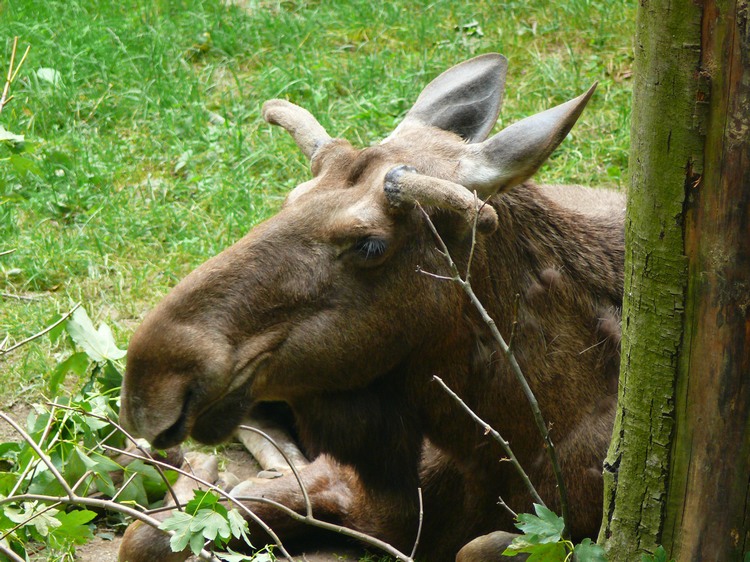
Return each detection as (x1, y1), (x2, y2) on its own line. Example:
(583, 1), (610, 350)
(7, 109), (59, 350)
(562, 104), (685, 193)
(118, 452), (220, 562)
(456, 532), (527, 562)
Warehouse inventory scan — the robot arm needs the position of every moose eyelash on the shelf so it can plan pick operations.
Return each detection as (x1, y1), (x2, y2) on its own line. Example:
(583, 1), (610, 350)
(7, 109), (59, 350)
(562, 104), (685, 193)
(353, 237), (388, 260)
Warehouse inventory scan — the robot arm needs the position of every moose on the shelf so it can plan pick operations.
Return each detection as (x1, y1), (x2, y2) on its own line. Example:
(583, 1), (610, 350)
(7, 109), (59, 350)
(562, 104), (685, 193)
(118, 54), (624, 562)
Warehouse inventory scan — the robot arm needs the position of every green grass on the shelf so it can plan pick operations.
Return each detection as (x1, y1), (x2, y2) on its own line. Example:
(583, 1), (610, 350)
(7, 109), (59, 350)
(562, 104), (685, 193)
(0, 0), (635, 406)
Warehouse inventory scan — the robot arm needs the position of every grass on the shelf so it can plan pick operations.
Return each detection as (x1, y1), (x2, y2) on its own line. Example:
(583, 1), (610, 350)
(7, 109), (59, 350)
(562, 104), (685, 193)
(0, 0), (634, 405)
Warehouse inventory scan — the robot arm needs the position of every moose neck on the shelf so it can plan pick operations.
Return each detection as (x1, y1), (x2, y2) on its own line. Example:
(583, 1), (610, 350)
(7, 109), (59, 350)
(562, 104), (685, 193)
(413, 182), (624, 471)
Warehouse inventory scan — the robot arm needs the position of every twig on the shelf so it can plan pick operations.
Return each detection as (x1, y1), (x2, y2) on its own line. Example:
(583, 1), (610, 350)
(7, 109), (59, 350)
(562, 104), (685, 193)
(0, 249), (16, 257)
(0, 500), (63, 543)
(0, 493), (220, 561)
(507, 293), (521, 354)
(238, 424), (312, 518)
(0, 542), (25, 562)
(433, 376), (544, 507)
(7, 403), (57, 498)
(497, 496), (518, 519)
(1, 37), (30, 115)
(0, 412), (75, 499)
(103, 445), (296, 562)
(0, 293), (41, 302)
(239, 424), (421, 561)
(409, 487), (424, 560)
(48, 402), (184, 511)
(0, 303), (81, 357)
(108, 443), (417, 562)
(417, 204), (571, 537)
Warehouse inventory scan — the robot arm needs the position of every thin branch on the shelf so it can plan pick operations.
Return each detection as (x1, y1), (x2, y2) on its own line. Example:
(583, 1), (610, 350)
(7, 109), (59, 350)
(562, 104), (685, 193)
(0, 303), (81, 357)
(0, 249), (16, 257)
(433, 376), (544, 507)
(230, 493), (416, 562)
(0, 412), (75, 499)
(0, 494), (220, 561)
(409, 487), (424, 560)
(0, 542), (25, 562)
(507, 293), (521, 354)
(237, 424), (312, 518)
(103, 445), (296, 562)
(417, 204), (571, 536)
(497, 496), (518, 519)
(48, 402), (184, 511)
(8, 400), (59, 498)
(110, 444), (417, 562)
(1, 293), (41, 302)
(1, 38), (30, 115)
(0, 501), (62, 543)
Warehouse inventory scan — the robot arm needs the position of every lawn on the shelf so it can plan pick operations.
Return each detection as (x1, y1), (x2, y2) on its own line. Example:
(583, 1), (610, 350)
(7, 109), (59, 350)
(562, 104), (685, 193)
(0, 0), (633, 555)
(1, 0), (633, 405)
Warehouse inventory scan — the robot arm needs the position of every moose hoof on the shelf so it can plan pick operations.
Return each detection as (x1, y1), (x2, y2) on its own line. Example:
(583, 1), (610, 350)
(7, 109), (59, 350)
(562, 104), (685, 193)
(456, 531), (526, 562)
(119, 520), (189, 562)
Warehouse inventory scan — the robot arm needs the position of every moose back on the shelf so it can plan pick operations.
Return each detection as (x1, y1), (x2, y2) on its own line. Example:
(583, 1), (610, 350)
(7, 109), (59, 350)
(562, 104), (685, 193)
(118, 54), (623, 562)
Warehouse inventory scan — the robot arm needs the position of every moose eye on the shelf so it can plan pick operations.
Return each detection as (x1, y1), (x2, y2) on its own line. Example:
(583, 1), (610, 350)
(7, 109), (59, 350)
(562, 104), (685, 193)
(353, 237), (388, 260)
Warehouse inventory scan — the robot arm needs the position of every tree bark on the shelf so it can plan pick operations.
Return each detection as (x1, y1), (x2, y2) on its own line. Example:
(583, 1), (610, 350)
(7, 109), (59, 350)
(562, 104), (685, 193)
(599, 1), (750, 561)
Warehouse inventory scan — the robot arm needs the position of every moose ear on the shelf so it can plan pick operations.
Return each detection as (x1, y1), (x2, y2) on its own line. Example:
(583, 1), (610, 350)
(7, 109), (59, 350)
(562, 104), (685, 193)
(458, 83), (598, 197)
(388, 54), (508, 143)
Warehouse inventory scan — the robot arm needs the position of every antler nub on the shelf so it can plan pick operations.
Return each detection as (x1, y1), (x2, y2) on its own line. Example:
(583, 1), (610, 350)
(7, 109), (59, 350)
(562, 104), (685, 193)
(384, 166), (498, 234)
(262, 99), (332, 159)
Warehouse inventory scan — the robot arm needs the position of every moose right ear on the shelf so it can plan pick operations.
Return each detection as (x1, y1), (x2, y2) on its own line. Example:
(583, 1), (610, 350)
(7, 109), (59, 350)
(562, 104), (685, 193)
(387, 53), (508, 143)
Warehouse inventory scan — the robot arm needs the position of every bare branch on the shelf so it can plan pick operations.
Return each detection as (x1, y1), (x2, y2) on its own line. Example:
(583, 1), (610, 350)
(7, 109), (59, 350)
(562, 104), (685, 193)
(103, 444), (296, 562)
(0, 542), (25, 562)
(409, 487), (424, 560)
(418, 205), (571, 536)
(48, 402), (184, 511)
(0, 249), (16, 257)
(0, 303), (81, 357)
(1, 38), (30, 115)
(432, 376), (544, 507)
(237, 424), (312, 518)
(0, 493), (220, 561)
(0, 411), (75, 499)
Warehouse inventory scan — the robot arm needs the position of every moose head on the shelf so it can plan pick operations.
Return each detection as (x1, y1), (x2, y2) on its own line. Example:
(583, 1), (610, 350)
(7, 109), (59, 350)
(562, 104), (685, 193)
(119, 53), (596, 452)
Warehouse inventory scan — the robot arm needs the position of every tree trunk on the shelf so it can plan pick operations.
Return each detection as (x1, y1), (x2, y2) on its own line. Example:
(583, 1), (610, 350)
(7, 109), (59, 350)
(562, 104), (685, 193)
(599, 1), (750, 561)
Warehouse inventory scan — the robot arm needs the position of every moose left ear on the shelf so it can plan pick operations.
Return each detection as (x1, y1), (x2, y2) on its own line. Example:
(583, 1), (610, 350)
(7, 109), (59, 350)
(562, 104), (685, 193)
(387, 54), (508, 143)
(458, 83), (598, 197)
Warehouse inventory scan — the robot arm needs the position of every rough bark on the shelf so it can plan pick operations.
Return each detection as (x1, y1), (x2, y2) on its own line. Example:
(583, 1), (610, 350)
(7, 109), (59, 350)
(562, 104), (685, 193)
(599, 1), (750, 561)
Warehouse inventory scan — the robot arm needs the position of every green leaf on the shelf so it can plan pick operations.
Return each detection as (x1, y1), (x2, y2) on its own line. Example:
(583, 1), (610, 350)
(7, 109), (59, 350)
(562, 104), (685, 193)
(10, 153), (42, 177)
(4, 502), (62, 537)
(227, 508), (251, 543)
(503, 539), (567, 561)
(185, 490), (222, 515)
(47, 314), (66, 343)
(36, 67), (62, 86)
(160, 511), (193, 553)
(65, 307), (126, 362)
(215, 548), (264, 562)
(642, 546), (670, 562)
(513, 504), (565, 544)
(49, 352), (90, 394)
(574, 538), (607, 562)
(0, 125), (24, 144)
(49, 509), (96, 546)
(189, 508), (231, 542)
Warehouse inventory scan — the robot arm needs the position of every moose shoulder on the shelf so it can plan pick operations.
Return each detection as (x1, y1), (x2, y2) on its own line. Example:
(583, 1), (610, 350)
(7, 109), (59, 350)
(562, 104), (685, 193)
(118, 54), (623, 562)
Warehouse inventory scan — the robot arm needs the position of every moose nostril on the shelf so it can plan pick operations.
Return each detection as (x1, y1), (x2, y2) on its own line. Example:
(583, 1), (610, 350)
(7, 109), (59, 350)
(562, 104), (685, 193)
(151, 390), (192, 450)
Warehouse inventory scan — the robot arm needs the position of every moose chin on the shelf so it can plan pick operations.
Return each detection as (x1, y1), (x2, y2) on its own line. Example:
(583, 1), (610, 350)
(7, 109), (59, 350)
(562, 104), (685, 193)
(119, 53), (623, 562)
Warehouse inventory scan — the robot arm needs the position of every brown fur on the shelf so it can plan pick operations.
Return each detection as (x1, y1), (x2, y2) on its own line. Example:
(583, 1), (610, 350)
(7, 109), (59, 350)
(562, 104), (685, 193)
(119, 75), (624, 561)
